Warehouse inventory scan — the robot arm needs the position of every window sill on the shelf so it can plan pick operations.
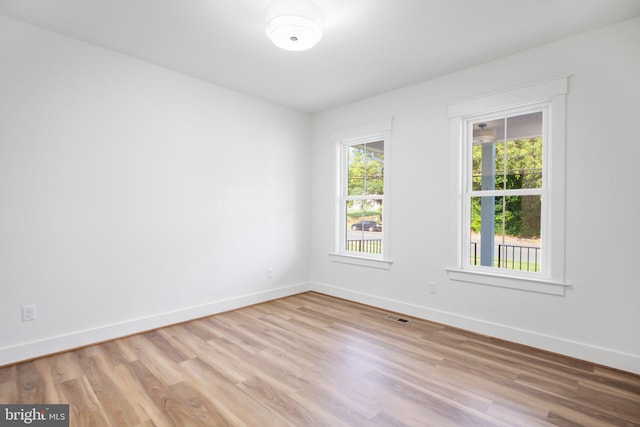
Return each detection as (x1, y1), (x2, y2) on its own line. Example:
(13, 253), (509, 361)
(329, 253), (393, 270)
(446, 268), (569, 295)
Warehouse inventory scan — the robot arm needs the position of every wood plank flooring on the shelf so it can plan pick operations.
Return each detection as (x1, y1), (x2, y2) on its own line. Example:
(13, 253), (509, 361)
(1, 292), (639, 426)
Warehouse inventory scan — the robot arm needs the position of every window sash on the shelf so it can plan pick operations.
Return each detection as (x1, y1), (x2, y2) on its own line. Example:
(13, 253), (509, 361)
(468, 188), (542, 197)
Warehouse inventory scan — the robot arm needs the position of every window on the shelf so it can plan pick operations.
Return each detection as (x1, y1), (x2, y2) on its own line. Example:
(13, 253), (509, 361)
(447, 77), (568, 295)
(330, 119), (392, 269)
(344, 139), (384, 253)
(467, 109), (546, 274)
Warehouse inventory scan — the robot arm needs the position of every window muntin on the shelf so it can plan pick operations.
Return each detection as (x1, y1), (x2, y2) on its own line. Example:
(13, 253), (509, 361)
(465, 108), (546, 275)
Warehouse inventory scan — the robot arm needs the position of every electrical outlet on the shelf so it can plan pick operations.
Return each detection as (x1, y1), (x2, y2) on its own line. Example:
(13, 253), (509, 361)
(428, 281), (437, 294)
(267, 268), (273, 278)
(22, 305), (36, 322)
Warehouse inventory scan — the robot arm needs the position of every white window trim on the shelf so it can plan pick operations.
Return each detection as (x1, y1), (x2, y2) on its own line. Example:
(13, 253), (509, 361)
(330, 119), (393, 269)
(462, 103), (549, 279)
(447, 77), (570, 295)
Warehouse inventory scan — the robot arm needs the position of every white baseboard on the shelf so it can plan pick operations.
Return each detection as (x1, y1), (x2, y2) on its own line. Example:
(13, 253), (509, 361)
(309, 282), (640, 375)
(4, 281), (638, 375)
(0, 283), (310, 367)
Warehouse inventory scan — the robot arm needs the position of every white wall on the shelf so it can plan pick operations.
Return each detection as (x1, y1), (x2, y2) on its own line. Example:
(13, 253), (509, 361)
(310, 17), (640, 373)
(0, 15), (311, 365)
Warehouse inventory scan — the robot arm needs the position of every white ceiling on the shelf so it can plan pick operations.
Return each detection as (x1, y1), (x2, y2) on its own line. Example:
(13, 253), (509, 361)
(1, 0), (639, 113)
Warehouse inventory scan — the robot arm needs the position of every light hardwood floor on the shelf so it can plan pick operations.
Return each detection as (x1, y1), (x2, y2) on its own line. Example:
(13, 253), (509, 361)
(1, 292), (639, 426)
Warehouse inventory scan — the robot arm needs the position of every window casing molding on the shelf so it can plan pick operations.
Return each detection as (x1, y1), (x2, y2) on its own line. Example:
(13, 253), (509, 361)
(330, 119), (392, 269)
(447, 77), (569, 295)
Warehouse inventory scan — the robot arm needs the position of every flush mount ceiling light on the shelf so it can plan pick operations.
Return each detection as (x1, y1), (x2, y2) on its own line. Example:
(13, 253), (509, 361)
(265, 0), (324, 51)
(473, 123), (496, 144)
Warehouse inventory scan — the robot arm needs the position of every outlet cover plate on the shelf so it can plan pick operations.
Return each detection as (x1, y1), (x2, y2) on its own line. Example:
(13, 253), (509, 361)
(22, 305), (36, 321)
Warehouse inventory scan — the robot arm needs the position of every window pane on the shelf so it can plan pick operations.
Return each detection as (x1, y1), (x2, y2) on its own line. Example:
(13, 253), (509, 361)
(473, 113), (543, 192)
(473, 140), (509, 191)
(365, 141), (384, 195)
(470, 195), (541, 272)
(472, 118), (502, 191)
(347, 141), (384, 196)
(347, 145), (365, 196)
(500, 137), (543, 190)
(345, 199), (383, 254)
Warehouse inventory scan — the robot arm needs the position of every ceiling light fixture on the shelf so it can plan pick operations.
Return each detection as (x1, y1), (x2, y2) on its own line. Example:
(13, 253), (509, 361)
(265, 0), (324, 51)
(473, 123), (496, 144)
